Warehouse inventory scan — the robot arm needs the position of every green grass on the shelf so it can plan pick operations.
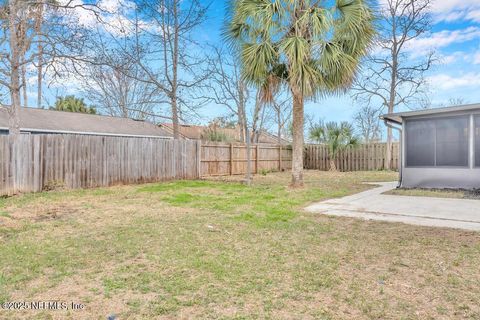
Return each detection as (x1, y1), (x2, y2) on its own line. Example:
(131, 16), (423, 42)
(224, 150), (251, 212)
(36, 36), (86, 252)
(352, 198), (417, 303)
(137, 172), (389, 227)
(0, 171), (479, 319)
(139, 180), (302, 226)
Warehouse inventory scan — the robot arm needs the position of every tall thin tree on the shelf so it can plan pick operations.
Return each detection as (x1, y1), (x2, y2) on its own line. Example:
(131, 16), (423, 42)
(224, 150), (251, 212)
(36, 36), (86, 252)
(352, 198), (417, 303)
(203, 45), (249, 142)
(124, 0), (209, 138)
(352, 0), (434, 169)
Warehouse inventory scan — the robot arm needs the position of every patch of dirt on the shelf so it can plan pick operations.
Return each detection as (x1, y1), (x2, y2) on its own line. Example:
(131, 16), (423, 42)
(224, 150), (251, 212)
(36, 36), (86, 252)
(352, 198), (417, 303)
(0, 216), (19, 228)
(7, 202), (83, 222)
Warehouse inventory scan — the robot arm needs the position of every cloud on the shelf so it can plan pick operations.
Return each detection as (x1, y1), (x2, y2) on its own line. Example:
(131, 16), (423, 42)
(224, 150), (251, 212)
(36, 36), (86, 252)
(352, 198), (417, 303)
(98, 0), (136, 12)
(439, 51), (467, 64)
(431, 0), (480, 23)
(474, 51), (480, 64)
(378, 0), (480, 23)
(405, 27), (480, 57)
(423, 0), (480, 23)
(57, 0), (142, 36)
(466, 10), (480, 23)
(430, 0), (479, 14)
(428, 73), (480, 90)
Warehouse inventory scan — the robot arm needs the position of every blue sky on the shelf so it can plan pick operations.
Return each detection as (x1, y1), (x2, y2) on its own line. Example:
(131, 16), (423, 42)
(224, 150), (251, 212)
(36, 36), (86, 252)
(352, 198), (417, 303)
(43, 0), (480, 126)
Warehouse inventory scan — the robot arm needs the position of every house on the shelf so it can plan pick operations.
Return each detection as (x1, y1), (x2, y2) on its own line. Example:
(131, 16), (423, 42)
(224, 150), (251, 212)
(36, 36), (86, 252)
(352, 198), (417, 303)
(160, 123), (289, 144)
(381, 103), (480, 189)
(0, 106), (172, 139)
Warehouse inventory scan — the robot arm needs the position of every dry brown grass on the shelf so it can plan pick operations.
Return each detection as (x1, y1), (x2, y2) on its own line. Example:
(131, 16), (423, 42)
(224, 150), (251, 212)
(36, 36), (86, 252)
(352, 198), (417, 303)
(384, 188), (468, 199)
(0, 171), (479, 319)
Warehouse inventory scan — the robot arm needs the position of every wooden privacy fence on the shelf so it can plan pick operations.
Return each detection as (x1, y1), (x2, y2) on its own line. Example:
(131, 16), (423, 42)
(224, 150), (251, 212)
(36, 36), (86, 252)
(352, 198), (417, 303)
(0, 134), (398, 195)
(0, 134), (201, 195)
(201, 143), (292, 176)
(0, 135), (290, 195)
(304, 142), (400, 171)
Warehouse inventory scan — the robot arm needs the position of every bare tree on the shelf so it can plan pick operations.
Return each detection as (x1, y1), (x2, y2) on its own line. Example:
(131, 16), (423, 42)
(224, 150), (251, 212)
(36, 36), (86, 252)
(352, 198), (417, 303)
(0, 0), (34, 136)
(270, 95), (291, 145)
(116, 0), (210, 138)
(82, 51), (166, 121)
(443, 98), (467, 107)
(353, 105), (382, 143)
(352, 0), (435, 169)
(34, 0), (46, 109)
(202, 45), (249, 142)
(203, 46), (281, 144)
(250, 90), (265, 143)
(0, 0), (108, 193)
(0, 0), (104, 136)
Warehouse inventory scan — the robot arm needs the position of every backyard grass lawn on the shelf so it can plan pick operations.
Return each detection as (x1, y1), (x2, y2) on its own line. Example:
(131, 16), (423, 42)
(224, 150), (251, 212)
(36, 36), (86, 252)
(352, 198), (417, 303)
(1, 171), (480, 319)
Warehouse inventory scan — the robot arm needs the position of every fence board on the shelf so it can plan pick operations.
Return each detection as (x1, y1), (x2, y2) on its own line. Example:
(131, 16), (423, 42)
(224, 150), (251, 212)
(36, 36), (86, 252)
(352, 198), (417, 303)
(200, 143), (292, 176)
(1, 134), (397, 196)
(0, 134), (201, 195)
(304, 142), (399, 172)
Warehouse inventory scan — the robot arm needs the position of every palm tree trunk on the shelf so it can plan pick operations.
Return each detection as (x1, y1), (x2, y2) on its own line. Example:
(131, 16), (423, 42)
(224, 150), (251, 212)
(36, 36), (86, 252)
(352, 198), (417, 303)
(291, 84), (304, 187)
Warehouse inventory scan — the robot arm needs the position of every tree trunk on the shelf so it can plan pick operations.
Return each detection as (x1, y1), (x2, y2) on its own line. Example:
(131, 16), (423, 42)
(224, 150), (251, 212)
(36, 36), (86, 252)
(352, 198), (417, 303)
(21, 63), (27, 108)
(8, 0), (21, 137)
(171, 94), (180, 139)
(277, 121), (282, 145)
(251, 91), (262, 143)
(36, 0), (44, 109)
(37, 50), (42, 108)
(290, 84), (304, 187)
(237, 80), (247, 143)
(386, 42), (398, 170)
(237, 105), (246, 143)
(386, 126), (393, 170)
(8, 0), (22, 194)
(171, 0), (180, 139)
(37, 36), (43, 109)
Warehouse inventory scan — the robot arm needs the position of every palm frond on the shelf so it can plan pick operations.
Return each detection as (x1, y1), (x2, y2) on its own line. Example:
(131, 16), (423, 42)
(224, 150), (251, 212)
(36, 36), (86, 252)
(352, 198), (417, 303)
(241, 41), (277, 85)
(310, 121), (359, 159)
(225, 0), (374, 97)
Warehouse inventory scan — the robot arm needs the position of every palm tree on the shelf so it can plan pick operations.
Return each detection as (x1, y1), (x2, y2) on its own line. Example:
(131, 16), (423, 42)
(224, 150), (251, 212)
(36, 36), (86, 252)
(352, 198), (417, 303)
(226, 0), (374, 186)
(52, 95), (97, 114)
(310, 121), (359, 171)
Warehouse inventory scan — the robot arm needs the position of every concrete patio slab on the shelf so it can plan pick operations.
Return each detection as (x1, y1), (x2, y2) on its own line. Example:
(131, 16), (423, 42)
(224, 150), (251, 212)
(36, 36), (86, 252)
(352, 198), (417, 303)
(305, 182), (480, 231)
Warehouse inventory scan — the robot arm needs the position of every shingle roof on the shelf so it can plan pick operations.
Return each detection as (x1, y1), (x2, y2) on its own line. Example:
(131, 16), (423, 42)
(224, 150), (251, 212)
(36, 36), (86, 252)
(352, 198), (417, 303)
(0, 107), (173, 138)
(381, 103), (480, 124)
(160, 123), (290, 144)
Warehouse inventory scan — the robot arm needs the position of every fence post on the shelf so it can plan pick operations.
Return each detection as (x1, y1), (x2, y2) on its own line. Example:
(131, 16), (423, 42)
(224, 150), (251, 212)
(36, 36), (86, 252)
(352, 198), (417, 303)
(256, 145), (259, 174)
(279, 145), (282, 171)
(230, 143), (233, 175)
(197, 140), (202, 178)
(245, 128), (252, 185)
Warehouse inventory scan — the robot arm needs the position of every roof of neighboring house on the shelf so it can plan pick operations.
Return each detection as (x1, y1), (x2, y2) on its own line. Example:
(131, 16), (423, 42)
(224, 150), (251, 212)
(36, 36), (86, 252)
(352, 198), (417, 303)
(381, 103), (480, 124)
(160, 123), (290, 144)
(160, 123), (208, 140)
(0, 107), (173, 138)
(256, 130), (290, 144)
